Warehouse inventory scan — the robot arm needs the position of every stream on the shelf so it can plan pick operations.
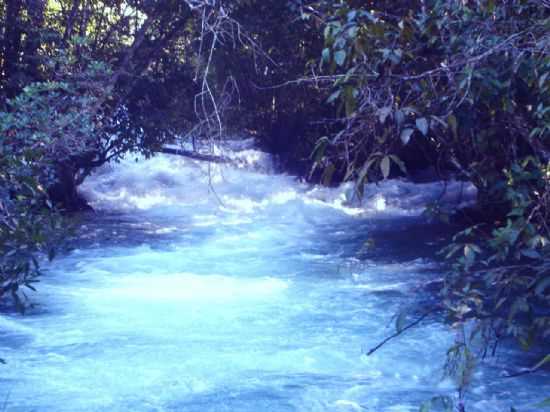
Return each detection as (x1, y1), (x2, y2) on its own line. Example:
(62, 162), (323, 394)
(0, 141), (547, 411)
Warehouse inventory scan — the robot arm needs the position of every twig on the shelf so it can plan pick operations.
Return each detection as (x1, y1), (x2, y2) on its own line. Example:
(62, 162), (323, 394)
(365, 311), (433, 356)
(503, 368), (536, 378)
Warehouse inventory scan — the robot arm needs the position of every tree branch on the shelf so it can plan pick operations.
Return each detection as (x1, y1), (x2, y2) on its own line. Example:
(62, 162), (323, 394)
(158, 147), (228, 163)
(365, 311), (433, 356)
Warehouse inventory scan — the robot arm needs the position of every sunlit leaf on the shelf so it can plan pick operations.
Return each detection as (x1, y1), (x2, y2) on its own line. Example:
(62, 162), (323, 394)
(416, 118), (429, 136)
(380, 156), (391, 179)
(334, 50), (347, 66)
(400, 128), (414, 145)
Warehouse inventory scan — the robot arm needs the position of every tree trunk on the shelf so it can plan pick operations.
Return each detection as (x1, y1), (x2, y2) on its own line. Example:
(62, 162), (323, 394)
(48, 162), (93, 212)
(63, 0), (81, 44)
(23, 0), (46, 81)
(2, 0), (23, 99)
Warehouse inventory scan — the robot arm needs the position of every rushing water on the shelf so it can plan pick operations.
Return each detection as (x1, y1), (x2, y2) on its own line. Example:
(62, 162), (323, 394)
(0, 142), (547, 411)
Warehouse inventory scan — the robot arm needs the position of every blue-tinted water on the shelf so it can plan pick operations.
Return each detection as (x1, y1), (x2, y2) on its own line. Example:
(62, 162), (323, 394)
(0, 149), (547, 411)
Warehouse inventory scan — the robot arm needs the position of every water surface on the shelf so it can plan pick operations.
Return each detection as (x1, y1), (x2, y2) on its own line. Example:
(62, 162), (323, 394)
(0, 145), (546, 411)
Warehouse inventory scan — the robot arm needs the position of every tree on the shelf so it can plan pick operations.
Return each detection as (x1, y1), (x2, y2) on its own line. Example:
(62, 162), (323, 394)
(311, 0), (550, 408)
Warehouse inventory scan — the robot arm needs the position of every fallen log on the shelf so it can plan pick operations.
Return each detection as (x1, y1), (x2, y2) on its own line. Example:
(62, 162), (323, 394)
(158, 147), (229, 163)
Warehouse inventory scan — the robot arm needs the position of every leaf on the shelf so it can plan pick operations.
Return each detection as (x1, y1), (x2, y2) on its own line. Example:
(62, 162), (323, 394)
(389, 155), (407, 174)
(334, 50), (347, 66)
(322, 163), (336, 186)
(347, 26), (358, 39)
(521, 248), (541, 260)
(357, 157), (377, 188)
(447, 114), (458, 138)
(378, 106), (392, 124)
(380, 156), (391, 179)
(322, 48), (331, 63)
(464, 244), (476, 267)
(400, 128), (414, 145)
(395, 311), (407, 332)
(416, 117), (429, 136)
(508, 229), (520, 246)
(444, 244), (462, 259)
(343, 86), (357, 117)
(394, 110), (405, 128)
(347, 10), (357, 22)
(539, 72), (549, 89)
(535, 276), (550, 297)
(327, 89), (341, 104)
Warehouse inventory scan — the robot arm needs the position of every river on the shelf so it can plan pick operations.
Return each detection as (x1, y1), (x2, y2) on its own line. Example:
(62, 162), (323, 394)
(0, 141), (547, 411)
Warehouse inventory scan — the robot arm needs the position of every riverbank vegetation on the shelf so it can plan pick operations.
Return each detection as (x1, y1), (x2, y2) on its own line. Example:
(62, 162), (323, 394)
(1, 0), (549, 410)
(310, 1), (550, 408)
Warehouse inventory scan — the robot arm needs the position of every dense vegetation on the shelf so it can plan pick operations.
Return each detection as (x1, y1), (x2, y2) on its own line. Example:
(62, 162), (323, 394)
(1, 0), (549, 409)
(309, 1), (550, 408)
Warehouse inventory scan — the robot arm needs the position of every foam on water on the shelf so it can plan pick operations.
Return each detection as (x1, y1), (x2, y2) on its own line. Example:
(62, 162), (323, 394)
(0, 144), (546, 411)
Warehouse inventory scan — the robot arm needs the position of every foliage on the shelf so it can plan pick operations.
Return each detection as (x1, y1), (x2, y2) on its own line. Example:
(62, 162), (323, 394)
(0, 4), (548, 410)
(212, 0), (330, 172)
(0, 46), (114, 306)
(310, 0), (550, 409)
(0, 135), (63, 310)
(312, 0), (549, 190)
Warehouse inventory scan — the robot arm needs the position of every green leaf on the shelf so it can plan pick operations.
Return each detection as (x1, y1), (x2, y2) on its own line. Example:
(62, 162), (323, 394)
(334, 50), (347, 66)
(380, 156), (391, 179)
(322, 48), (331, 63)
(322, 163), (336, 186)
(400, 128), (414, 145)
(447, 114), (458, 138)
(416, 117), (429, 136)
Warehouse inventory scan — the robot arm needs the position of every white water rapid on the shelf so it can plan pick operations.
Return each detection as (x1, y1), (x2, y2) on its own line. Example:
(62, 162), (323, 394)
(0, 141), (547, 411)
